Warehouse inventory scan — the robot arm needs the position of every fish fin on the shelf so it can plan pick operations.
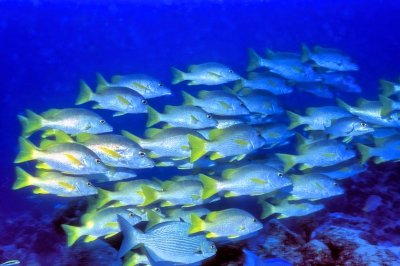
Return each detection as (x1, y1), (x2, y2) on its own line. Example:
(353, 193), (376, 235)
(33, 187), (49, 194)
(206, 232), (219, 238)
(233, 154), (246, 161)
(356, 143), (372, 164)
(111, 75), (122, 83)
(342, 136), (353, 143)
(98, 147), (121, 158)
(380, 79), (396, 96)
(14, 137), (38, 163)
(75, 132), (93, 143)
(61, 224), (82, 247)
(76, 80), (94, 105)
(160, 201), (174, 207)
(374, 157), (385, 164)
(84, 235), (97, 243)
(13, 167), (34, 189)
(276, 153), (297, 172)
(181, 91), (196, 105)
(379, 95), (394, 116)
(286, 111), (304, 129)
(117, 215), (143, 257)
(301, 43), (311, 62)
(188, 134), (208, 162)
(199, 174), (218, 199)
(140, 185), (159, 206)
(113, 112), (127, 117)
(228, 235), (240, 239)
(39, 139), (57, 149)
(171, 67), (186, 84)
(92, 104), (103, 110)
(54, 130), (74, 143)
(224, 191), (238, 198)
(221, 168), (237, 179)
(209, 152), (224, 160)
(247, 49), (261, 71)
(35, 162), (52, 170)
(144, 128), (162, 138)
(299, 164), (312, 171)
(19, 110), (43, 137)
(336, 98), (352, 112)
(121, 130), (143, 144)
(104, 232), (118, 239)
(146, 106), (161, 127)
(260, 201), (275, 219)
(95, 73), (109, 93)
(95, 188), (112, 208)
(189, 214), (205, 234)
(145, 210), (162, 230)
(64, 154), (83, 167)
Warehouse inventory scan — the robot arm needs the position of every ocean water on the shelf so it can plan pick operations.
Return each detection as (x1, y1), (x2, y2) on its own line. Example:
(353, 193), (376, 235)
(1, 1), (400, 265)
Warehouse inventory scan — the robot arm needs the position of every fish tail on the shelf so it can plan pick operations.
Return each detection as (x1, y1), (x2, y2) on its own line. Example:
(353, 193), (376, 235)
(188, 134), (208, 162)
(19, 109), (43, 137)
(61, 224), (83, 247)
(247, 49), (262, 71)
(95, 188), (113, 208)
(96, 72), (109, 92)
(76, 80), (94, 105)
(14, 137), (38, 163)
(356, 143), (372, 164)
(13, 167), (34, 190)
(276, 153), (297, 172)
(171, 67), (186, 84)
(54, 130), (74, 143)
(301, 43), (311, 62)
(189, 213), (206, 234)
(181, 90), (196, 105)
(260, 201), (276, 219)
(140, 185), (159, 206)
(336, 98), (352, 112)
(146, 106), (161, 127)
(380, 79), (395, 96)
(199, 174), (218, 199)
(286, 111), (304, 129)
(121, 130), (143, 144)
(379, 95), (394, 117)
(117, 215), (142, 258)
(145, 210), (162, 231)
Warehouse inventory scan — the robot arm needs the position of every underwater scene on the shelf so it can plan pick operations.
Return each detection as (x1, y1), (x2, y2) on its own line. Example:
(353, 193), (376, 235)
(1, 0), (400, 265)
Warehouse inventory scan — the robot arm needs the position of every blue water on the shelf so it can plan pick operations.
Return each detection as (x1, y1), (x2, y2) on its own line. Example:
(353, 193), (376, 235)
(1, 0), (400, 264)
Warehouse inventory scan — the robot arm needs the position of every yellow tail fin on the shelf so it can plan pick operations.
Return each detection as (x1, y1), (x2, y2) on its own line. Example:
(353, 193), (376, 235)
(189, 214), (206, 234)
(14, 137), (39, 163)
(76, 80), (94, 105)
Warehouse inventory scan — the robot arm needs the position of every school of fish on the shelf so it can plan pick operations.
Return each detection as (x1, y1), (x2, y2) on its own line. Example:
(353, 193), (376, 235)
(13, 44), (400, 265)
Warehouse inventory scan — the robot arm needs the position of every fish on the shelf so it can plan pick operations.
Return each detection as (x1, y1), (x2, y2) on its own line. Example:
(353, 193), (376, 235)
(379, 95), (400, 116)
(182, 90), (249, 116)
(146, 105), (218, 129)
(287, 106), (351, 130)
(260, 199), (324, 219)
(62, 207), (141, 246)
(325, 116), (374, 142)
(95, 179), (163, 208)
(172, 62), (241, 85)
(18, 108), (112, 137)
(380, 79), (400, 97)
(289, 173), (344, 201)
(320, 72), (362, 93)
(97, 73), (171, 99)
(189, 208), (263, 240)
(0, 261), (21, 266)
(237, 89), (284, 116)
(237, 72), (293, 95)
(199, 164), (292, 199)
(247, 49), (322, 82)
(76, 81), (149, 116)
(277, 139), (356, 172)
(296, 82), (334, 99)
(362, 195), (382, 213)
(302, 44), (359, 71)
(356, 135), (400, 164)
(123, 252), (150, 266)
(255, 123), (294, 148)
(306, 159), (367, 180)
(14, 138), (108, 175)
(75, 133), (155, 169)
(188, 124), (266, 162)
(13, 167), (97, 197)
(243, 249), (293, 266)
(141, 180), (204, 207)
(122, 127), (204, 160)
(118, 216), (217, 264)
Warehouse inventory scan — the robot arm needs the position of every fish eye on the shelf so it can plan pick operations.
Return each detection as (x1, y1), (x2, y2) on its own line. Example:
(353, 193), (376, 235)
(128, 212), (134, 217)
(228, 70), (233, 73)
(95, 158), (101, 164)
(158, 83), (163, 87)
(253, 218), (257, 223)
(154, 207), (160, 212)
(141, 99), (148, 105)
(277, 172), (283, 177)
(211, 244), (216, 249)
(240, 102), (245, 107)
(206, 114), (212, 119)
(139, 151), (146, 157)
(360, 122), (366, 127)
(100, 120), (105, 124)
(86, 182), (92, 186)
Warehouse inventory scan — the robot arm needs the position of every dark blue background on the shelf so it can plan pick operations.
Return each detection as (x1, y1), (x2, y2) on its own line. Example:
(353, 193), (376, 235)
(1, 0), (400, 213)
